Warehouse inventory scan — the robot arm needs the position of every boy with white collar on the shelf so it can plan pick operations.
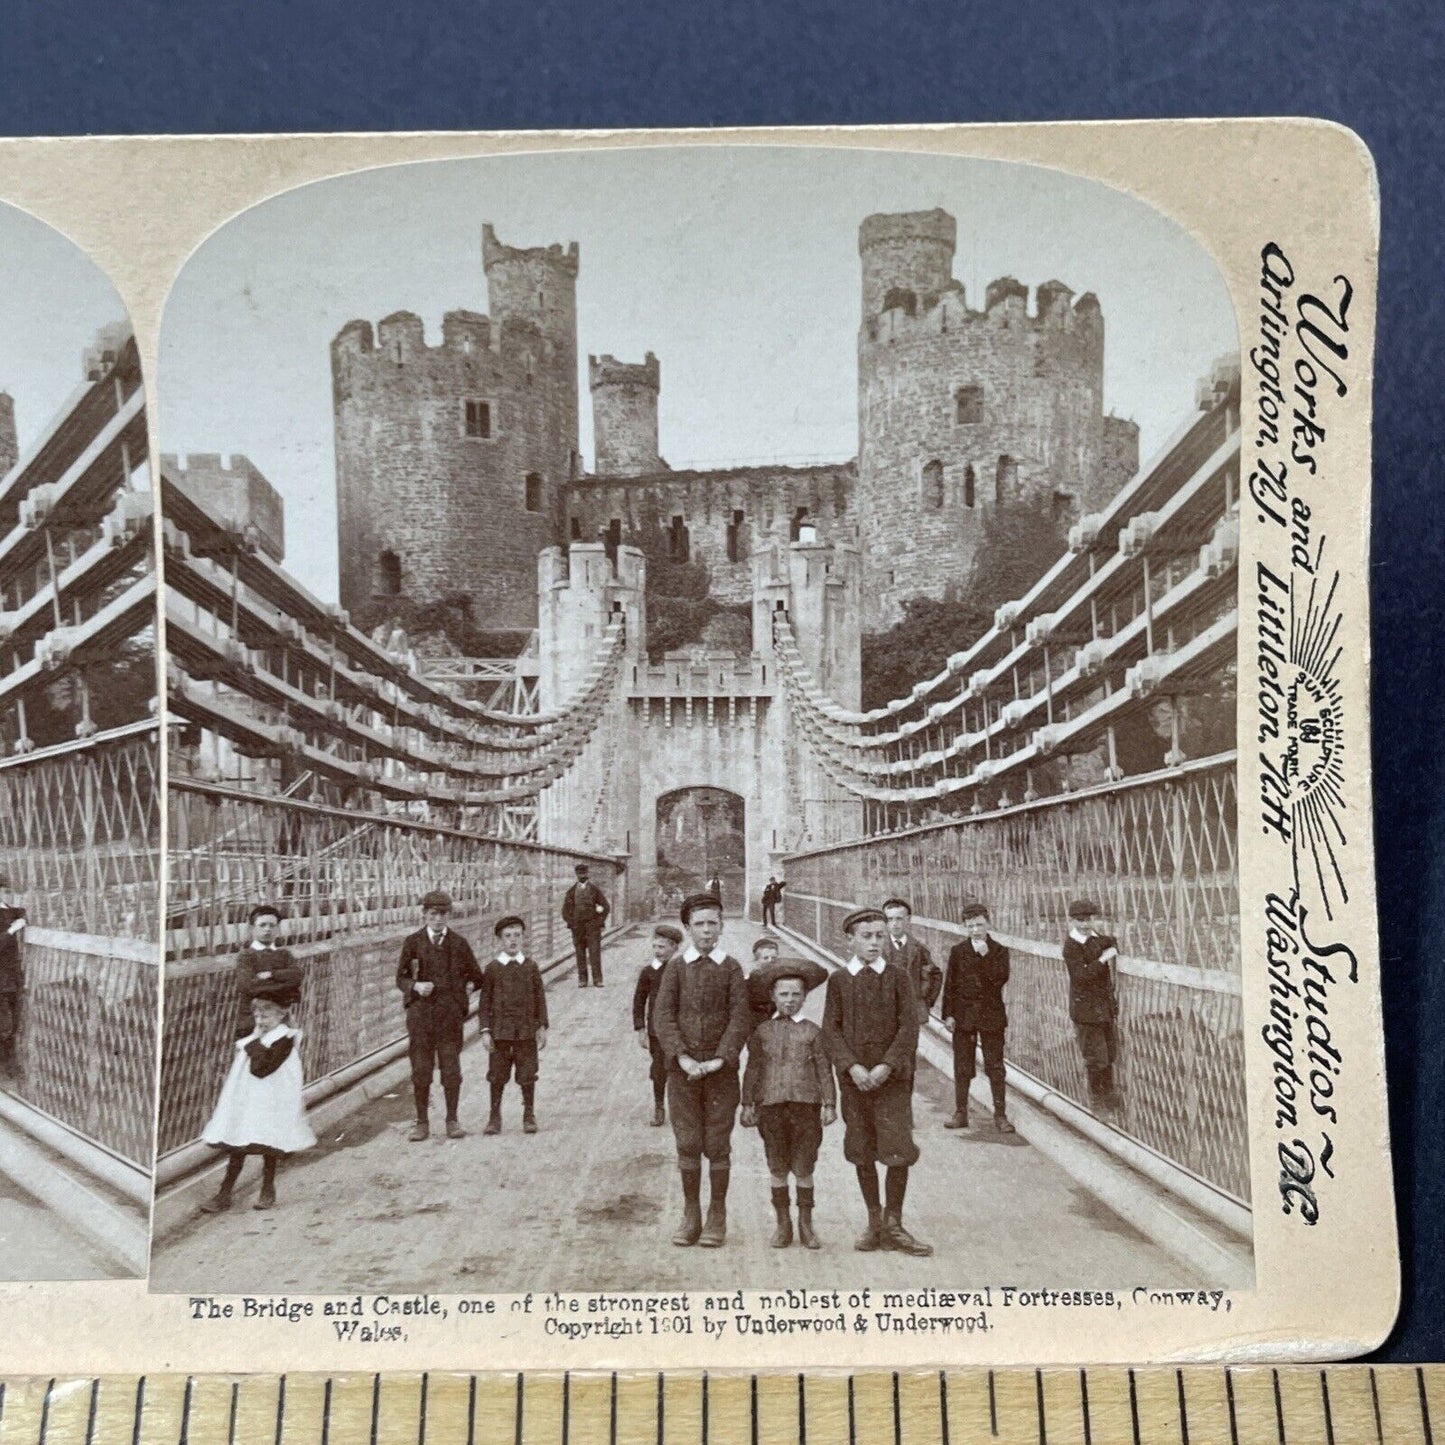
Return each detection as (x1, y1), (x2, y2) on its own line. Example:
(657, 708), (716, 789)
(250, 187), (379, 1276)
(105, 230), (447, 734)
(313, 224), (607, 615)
(480, 915), (548, 1136)
(633, 923), (683, 1125)
(653, 893), (751, 1248)
(1062, 899), (1122, 1116)
(821, 907), (931, 1256)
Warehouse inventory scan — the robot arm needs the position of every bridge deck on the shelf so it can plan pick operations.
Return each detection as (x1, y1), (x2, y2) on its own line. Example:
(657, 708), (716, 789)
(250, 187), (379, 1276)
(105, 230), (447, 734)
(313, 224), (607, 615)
(150, 918), (1193, 1295)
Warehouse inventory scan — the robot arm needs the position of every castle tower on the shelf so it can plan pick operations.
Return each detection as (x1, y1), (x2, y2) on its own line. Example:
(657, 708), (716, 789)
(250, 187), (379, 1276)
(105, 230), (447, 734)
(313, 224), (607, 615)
(0, 393), (16, 479)
(536, 541), (645, 711)
(589, 352), (664, 476)
(855, 209), (1140, 630)
(331, 225), (580, 635)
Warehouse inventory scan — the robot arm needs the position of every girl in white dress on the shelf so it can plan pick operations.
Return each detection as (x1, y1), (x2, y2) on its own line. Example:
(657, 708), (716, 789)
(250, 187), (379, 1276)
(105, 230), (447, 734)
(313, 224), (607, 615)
(199, 993), (317, 1212)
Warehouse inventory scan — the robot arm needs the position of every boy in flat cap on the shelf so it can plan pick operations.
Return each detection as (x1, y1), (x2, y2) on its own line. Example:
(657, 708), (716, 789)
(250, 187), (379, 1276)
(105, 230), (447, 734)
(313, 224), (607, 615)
(745, 934), (827, 1029)
(234, 903), (304, 1039)
(396, 890), (484, 1140)
(1063, 900), (1122, 1116)
(883, 898), (942, 1025)
(942, 902), (1013, 1132)
(822, 906), (931, 1255)
(633, 922), (683, 1126)
(653, 892), (752, 1248)
(0, 870), (25, 1075)
(741, 964), (836, 1249)
(480, 916), (549, 1135)
(562, 862), (610, 988)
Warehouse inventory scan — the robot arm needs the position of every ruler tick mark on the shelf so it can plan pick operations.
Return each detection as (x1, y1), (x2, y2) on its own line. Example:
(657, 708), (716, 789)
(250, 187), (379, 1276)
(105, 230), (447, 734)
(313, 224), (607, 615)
(84, 1379), (99, 1445)
(517, 1371), (526, 1445)
(1421, 1366), (1435, 1445)
(1036, 1369), (1046, 1445)
(322, 1378), (333, 1445)
(418, 1373), (427, 1445)
(276, 1375), (286, 1445)
(1129, 1369), (1141, 1445)
(848, 1374), (856, 1445)
(893, 1372), (902, 1445)
(179, 1376), (193, 1445)
(370, 1374), (381, 1445)
(1079, 1369), (1091, 1445)
(798, 1374), (807, 1445)
(38, 1377), (54, 1445)
(989, 1370), (998, 1437)
(1178, 1369), (1190, 1445)
(1273, 1369), (1286, 1445)
(1226, 1369), (1239, 1445)
(1369, 1368), (1383, 1445)
(133, 1377), (146, 1445)
(560, 1374), (568, 1445)
(657, 1372), (665, 1445)
(1321, 1370), (1334, 1445)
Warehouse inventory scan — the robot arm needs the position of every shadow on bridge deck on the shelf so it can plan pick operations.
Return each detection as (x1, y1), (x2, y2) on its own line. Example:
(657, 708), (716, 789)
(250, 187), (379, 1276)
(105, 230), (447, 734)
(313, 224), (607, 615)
(148, 916), (1194, 1296)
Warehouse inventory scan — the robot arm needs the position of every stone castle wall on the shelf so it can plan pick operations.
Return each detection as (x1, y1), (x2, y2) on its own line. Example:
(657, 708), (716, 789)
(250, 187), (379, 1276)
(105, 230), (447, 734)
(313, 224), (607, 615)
(331, 228), (579, 631)
(0, 393), (16, 479)
(566, 462), (856, 606)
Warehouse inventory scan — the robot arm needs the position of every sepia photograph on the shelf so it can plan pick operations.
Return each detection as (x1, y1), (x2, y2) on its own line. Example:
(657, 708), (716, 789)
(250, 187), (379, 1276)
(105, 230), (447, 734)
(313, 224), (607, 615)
(0, 198), (156, 1280)
(149, 144), (1248, 1298)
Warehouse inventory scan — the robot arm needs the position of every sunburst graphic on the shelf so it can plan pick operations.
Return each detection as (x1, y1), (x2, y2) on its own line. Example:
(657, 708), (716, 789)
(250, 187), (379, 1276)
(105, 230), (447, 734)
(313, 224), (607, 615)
(1288, 536), (1348, 918)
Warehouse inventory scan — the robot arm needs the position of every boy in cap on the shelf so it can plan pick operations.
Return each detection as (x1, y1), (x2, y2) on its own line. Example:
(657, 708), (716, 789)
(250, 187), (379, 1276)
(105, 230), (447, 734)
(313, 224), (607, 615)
(1063, 900), (1122, 1115)
(234, 903), (304, 1039)
(0, 871), (24, 1075)
(480, 916), (549, 1135)
(653, 892), (752, 1248)
(633, 923), (683, 1126)
(745, 934), (826, 1028)
(396, 890), (484, 1140)
(562, 862), (611, 988)
(883, 898), (942, 1025)
(740, 965), (836, 1249)
(822, 906), (931, 1256)
(942, 902), (1013, 1132)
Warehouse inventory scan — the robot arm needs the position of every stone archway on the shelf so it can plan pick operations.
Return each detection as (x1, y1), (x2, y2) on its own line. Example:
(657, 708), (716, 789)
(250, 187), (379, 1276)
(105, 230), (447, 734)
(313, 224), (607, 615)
(654, 787), (746, 916)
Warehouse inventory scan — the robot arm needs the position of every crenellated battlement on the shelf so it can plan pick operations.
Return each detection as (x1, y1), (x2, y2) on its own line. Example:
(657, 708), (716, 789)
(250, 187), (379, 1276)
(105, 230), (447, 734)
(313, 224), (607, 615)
(589, 352), (660, 391)
(864, 274), (1105, 348)
(482, 223), (579, 278)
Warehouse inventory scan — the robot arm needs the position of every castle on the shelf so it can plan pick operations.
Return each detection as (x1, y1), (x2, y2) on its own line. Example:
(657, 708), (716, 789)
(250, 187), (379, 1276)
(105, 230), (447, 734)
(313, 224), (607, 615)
(331, 209), (1139, 639)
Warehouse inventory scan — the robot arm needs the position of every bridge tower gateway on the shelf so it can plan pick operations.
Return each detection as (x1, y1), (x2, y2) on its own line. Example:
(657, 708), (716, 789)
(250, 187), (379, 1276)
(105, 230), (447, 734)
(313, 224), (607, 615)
(535, 519), (864, 913)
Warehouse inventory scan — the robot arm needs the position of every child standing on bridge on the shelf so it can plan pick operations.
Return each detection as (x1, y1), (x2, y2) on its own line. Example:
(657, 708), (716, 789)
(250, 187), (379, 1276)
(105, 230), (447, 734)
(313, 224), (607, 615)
(479, 915), (549, 1135)
(745, 934), (827, 1028)
(654, 893), (752, 1249)
(741, 966), (836, 1249)
(199, 990), (316, 1213)
(633, 923), (682, 1126)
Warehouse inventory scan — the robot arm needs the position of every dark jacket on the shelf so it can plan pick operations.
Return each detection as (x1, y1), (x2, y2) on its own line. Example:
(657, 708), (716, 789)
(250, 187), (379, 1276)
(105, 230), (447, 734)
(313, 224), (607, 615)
(1062, 932), (1119, 1025)
(0, 905), (25, 993)
(234, 944), (303, 1035)
(243, 1033), (296, 1078)
(562, 880), (610, 933)
(653, 952), (752, 1068)
(886, 934), (941, 1016)
(396, 927), (484, 1024)
(479, 956), (549, 1041)
(742, 1017), (836, 1108)
(632, 960), (668, 1037)
(943, 936), (1011, 1032)
(821, 962), (920, 1080)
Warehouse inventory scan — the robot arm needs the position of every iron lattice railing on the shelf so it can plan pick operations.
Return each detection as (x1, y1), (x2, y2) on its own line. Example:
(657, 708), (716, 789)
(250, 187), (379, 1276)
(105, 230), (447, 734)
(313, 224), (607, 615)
(0, 724), (160, 1168)
(0, 722), (161, 939)
(161, 782), (628, 1154)
(780, 753), (1247, 1202)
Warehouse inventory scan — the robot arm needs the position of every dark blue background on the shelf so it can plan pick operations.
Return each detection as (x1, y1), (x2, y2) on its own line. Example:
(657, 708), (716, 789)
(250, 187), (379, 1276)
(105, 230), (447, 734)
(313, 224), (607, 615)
(4, 0), (1441, 1360)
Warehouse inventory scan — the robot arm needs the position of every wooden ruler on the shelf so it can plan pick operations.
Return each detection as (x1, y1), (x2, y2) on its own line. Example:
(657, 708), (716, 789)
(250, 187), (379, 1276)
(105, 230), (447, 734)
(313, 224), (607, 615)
(0, 1367), (1437, 1443)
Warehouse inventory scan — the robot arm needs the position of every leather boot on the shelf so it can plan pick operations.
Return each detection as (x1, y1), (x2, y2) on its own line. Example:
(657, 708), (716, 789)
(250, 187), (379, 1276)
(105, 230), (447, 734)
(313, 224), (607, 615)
(651, 1104), (666, 1127)
(408, 1121), (429, 1142)
(253, 1183), (276, 1211)
(994, 1111), (1016, 1134)
(673, 1171), (703, 1246)
(198, 1189), (233, 1214)
(883, 1209), (933, 1256)
(483, 1112), (501, 1136)
(944, 1108), (970, 1129)
(769, 1186), (792, 1248)
(699, 1199), (728, 1248)
(796, 1187), (820, 1249)
(854, 1207), (884, 1251)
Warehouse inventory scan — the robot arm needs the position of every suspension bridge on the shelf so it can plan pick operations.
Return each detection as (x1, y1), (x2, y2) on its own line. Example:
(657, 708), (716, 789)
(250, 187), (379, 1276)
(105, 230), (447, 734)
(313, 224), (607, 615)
(153, 360), (1247, 1290)
(0, 332), (156, 1277)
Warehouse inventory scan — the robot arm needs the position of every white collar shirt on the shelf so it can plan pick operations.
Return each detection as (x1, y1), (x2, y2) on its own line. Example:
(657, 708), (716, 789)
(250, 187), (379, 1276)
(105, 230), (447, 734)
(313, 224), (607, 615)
(1068, 927), (1092, 945)
(972, 936), (990, 955)
(682, 945), (727, 964)
(428, 929), (448, 946)
(250, 941), (276, 952)
(846, 956), (887, 976)
(496, 953), (524, 966)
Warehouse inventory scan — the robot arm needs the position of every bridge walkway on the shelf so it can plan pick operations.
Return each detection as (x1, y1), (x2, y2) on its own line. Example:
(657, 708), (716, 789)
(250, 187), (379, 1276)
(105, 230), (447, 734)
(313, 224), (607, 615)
(149, 918), (1192, 1295)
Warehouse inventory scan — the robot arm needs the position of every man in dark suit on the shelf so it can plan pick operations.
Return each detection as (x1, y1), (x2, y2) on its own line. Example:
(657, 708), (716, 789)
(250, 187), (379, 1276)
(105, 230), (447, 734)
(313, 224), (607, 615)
(760, 876), (784, 927)
(562, 863), (610, 988)
(882, 898), (941, 1025)
(234, 903), (304, 1039)
(942, 901), (1013, 1132)
(1062, 898), (1122, 1116)
(396, 889), (484, 1140)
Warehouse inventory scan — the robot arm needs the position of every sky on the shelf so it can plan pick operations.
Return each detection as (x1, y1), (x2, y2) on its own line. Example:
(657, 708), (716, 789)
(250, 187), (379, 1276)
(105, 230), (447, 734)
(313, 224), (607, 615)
(0, 199), (132, 456)
(159, 145), (1238, 601)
